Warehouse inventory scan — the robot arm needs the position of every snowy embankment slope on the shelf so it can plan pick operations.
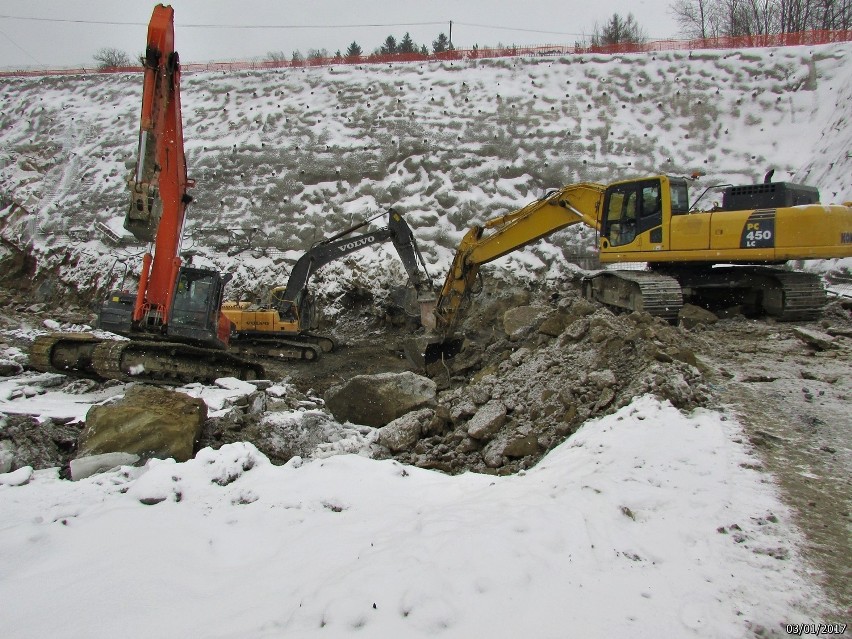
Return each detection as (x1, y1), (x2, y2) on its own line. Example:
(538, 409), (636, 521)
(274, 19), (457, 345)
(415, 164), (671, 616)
(0, 43), (850, 306)
(0, 397), (822, 638)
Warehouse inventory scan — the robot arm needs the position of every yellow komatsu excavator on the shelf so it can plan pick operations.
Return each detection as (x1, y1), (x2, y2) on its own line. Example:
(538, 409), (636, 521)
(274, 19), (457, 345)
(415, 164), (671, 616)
(412, 173), (852, 366)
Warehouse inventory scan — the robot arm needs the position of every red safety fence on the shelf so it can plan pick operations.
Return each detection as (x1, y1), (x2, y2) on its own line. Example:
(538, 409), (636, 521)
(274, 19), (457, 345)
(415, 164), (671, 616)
(2, 29), (850, 78)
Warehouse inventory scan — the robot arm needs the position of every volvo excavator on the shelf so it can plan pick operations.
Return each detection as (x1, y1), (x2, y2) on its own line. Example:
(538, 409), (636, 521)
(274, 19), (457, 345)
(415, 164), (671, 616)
(412, 173), (852, 366)
(29, 5), (263, 384)
(222, 208), (436, 361)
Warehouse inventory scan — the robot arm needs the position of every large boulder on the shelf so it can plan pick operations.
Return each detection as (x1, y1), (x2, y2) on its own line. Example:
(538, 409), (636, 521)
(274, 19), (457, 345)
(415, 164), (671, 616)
(377, 408), (435, 452)
(324, 371), (436, 427)
(466, 400), (507, 440)
(503, 305), (549, 339)
(792, 326), (838, 351)
(0, 414), (82, 473)
(538, 311), (571, 337)
(0, 440), (14, 474)
(678, 303), (719, 329)
(78, 385), (207, 462)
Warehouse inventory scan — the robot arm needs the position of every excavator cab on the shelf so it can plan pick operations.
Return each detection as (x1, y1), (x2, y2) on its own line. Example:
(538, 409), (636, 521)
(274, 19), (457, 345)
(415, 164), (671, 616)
(600, 177), (667, 250)
(168, 267), (229, 349)
(269, 286), (307, 328)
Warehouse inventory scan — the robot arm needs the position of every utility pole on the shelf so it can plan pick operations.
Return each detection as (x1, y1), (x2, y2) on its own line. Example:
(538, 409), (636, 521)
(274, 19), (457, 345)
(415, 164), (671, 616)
(449, 20), (453, 48)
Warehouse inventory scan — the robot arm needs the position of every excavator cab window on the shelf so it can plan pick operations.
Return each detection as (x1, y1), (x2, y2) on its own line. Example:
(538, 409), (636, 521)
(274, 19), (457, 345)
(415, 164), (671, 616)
(603, 187), (638, 246)
(641, 185), (661, 218)
(171, 268), (220, 336)
(669, 180), (689, 215)
(278, 300), (298, 322)
(603, 179), (666, 246)
(637, 183), (663, 240)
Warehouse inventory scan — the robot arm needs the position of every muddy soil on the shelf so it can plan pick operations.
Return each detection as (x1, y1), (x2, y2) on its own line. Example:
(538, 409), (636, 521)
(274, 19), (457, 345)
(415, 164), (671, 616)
(686, 311), (852, 620)
(263, 319), (415, 398)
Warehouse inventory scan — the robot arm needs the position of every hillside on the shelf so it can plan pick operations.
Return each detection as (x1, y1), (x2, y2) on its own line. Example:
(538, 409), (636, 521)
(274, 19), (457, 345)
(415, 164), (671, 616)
(1, 42), (851, 309)
(1, 42), (852, 634)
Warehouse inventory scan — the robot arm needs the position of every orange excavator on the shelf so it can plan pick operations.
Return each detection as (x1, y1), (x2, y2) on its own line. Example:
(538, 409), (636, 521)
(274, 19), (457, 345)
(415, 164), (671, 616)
(29, 5), (263, 384)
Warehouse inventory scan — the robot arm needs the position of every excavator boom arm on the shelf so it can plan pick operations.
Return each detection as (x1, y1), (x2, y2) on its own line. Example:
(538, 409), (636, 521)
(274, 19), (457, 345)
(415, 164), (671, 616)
(433, 182), (606, 336)
(279, 208), (434, 315)
(124, 4), (192, 326)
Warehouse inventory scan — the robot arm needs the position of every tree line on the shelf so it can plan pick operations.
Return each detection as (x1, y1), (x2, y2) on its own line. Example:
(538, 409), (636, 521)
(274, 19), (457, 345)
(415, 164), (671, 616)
(91, 2), (850, 70)
(669, 0), (852, 39)
(266, 31), (455, 65)
(585, 1), (850, 47)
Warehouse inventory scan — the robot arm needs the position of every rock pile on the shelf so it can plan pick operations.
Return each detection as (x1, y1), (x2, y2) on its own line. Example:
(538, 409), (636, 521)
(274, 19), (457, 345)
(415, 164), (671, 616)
(1, 283), (720, 479)
(370, 289), (712, 474)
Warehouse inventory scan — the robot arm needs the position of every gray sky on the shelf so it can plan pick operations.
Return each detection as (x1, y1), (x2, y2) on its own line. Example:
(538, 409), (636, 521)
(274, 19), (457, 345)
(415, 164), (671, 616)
(0, 0), (680, 69)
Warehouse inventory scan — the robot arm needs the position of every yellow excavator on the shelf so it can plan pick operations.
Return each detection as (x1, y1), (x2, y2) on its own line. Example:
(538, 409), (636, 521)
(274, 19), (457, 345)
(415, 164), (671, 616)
(222, 208), (436, 361)
(413, 173), (852, 365)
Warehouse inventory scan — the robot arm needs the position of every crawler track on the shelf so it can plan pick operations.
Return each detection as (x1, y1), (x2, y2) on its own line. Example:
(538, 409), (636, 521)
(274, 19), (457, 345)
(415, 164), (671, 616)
(29, 333), (264, 385)
(229, 330), (338, 362)
(582, 271), (684, 321)
(230, 337), (322, 362)
(769, 270), (827, 321)
(583, 267), (827, 322)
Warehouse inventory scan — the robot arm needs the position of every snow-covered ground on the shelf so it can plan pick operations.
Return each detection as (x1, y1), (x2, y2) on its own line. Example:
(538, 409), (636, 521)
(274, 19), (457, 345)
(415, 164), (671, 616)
(0, 392), (826, 638)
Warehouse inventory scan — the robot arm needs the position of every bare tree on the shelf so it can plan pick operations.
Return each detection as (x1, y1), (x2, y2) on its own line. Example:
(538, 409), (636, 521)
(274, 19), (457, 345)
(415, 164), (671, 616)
(265, 51), (288, 64)
(93, 47), (132, 69)
(307, 48), (329, 62)
(779, 0), (813, 31)
(744, 0), (779, 34)
(812, 0), (852, 29)
(669, 0), (850, 36)
(670, 0), (723, 37)
(591, 13), (647, 46)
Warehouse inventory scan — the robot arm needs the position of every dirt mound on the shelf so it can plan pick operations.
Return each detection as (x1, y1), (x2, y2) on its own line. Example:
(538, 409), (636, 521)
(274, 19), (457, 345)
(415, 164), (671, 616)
(370, 285), (711, 474)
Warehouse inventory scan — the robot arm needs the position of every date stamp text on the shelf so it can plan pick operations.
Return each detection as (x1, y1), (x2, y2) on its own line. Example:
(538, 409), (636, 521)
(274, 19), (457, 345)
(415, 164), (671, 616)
(785, 622), (847, 636)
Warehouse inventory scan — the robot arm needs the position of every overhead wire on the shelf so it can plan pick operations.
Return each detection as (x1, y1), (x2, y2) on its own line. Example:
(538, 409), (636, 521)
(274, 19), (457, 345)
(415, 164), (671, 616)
(0, 13), (674, 49)
(0, 14), (445, 30)
(0, 26), (41, 64)
(453, 21), (589, 37)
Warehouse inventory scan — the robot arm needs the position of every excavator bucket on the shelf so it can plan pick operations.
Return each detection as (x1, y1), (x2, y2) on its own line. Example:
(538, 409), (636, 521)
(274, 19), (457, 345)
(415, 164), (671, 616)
(403, 335), (465, 370)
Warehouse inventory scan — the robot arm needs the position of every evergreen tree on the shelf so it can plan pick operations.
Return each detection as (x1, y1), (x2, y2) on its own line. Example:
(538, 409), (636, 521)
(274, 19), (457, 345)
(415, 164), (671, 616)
(380, 35), (398, 54)
(398, 32), (416, 53)
(432, 33), (450, 53)
(345, 41), (363, 59)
